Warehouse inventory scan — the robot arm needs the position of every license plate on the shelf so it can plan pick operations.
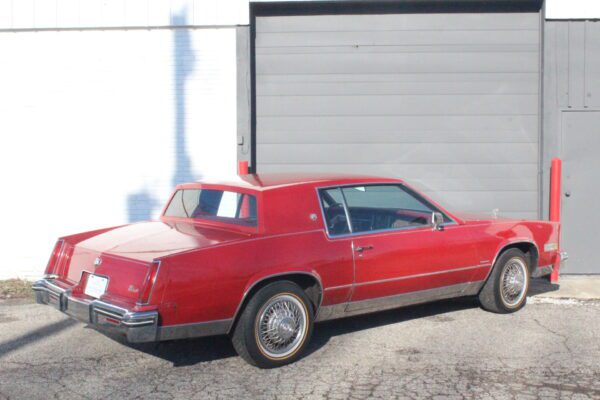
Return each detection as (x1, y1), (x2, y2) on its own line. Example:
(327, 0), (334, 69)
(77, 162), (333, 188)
(84, 274), (108, 299)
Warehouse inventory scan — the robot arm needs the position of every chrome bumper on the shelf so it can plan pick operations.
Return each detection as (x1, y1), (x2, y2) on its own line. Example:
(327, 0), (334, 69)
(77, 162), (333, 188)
(32, 278), (158, 343)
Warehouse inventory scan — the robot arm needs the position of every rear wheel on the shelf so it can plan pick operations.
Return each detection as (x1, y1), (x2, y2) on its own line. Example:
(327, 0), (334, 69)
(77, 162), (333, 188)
(231, 281), (314, 368)
(478, 248), (530, 313)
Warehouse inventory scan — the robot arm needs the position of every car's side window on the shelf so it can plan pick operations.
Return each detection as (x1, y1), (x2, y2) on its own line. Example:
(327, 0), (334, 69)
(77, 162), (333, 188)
(341, 185), (439, 233)
(319, 188), (351, 235)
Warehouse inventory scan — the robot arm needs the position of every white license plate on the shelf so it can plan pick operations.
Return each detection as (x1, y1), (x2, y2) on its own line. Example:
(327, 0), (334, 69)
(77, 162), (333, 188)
(84, 274), (108, 299)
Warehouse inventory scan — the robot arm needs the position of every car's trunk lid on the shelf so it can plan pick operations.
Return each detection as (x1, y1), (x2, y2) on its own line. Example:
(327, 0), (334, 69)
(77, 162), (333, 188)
(76, 221), (249, 261)
(60, 221), (251, 303)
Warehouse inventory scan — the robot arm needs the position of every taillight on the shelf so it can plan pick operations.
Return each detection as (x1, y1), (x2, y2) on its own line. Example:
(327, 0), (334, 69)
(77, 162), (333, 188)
(57, 244), (74, 277)
(138, 261), (161, 305)
(44, 240), (65, 277)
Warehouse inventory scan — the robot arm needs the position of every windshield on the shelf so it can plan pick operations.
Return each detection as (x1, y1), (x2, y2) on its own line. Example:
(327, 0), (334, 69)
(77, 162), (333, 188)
(164, 189), (257, 227)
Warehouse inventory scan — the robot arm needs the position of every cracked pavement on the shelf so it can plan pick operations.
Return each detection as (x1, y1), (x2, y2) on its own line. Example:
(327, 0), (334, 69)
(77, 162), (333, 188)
(0, 295), (599, 399)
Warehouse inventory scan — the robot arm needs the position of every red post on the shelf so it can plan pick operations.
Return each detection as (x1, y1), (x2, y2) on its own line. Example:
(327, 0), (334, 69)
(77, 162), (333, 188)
(238, 160), (249, 176)
(549, 158), (562, 282)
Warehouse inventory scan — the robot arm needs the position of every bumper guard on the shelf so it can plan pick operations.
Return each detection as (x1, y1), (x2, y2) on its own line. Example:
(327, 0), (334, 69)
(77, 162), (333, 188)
(32, 278), (158, 343)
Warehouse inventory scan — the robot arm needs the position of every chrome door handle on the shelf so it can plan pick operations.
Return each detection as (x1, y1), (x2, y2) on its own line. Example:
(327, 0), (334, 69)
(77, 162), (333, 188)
(356, 245), (374, 253)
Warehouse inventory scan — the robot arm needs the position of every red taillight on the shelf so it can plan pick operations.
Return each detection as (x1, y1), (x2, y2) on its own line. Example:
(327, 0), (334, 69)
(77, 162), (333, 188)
(57, 244), (74, 277)
(138, 261), (161, 305)
(44, 240), (65, 276)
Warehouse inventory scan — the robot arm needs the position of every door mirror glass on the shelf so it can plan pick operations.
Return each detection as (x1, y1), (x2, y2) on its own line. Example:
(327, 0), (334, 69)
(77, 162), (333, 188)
(431, 212), (444, 231)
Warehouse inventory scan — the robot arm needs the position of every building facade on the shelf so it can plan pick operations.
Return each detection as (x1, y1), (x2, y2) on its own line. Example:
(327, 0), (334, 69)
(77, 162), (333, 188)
(0, 0), (597, 277)
(237, 1), (598, 274)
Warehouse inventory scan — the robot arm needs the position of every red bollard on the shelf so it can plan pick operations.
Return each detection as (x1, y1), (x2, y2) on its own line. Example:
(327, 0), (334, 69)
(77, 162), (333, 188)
(238, 160), (249, 176)
(549, 158), (562, 282)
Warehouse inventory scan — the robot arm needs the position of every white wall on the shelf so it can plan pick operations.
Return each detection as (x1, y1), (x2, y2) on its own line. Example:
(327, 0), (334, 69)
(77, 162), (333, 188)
(0, 25), (237, 279)
(0, 0), (249, 29)
(545, 0), (600, 19)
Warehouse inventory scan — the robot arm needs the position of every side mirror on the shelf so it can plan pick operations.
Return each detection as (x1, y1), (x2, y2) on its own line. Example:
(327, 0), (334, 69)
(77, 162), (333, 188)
(431, 212), (444, 231)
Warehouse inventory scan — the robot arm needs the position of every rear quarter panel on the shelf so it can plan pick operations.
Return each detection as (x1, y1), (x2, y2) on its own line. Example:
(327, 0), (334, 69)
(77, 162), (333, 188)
(157, 230), (353, 326)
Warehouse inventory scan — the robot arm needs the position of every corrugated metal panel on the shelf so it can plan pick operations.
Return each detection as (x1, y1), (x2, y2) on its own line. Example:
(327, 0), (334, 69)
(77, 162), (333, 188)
(255, 12), (540, 217)
(543, 20), (600, 273)
(585, 22), (600, 108)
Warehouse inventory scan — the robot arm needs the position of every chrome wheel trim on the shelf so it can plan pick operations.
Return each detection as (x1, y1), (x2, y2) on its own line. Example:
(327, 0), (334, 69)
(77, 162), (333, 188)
(500, 257), (528, 307)
(255, 294), (307, 359)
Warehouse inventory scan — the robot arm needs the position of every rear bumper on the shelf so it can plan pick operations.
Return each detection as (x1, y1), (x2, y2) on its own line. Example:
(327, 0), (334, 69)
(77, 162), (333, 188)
(531, 251), (569, 278)
(560, 251), (569, 263)
(32, 278), (158, 343)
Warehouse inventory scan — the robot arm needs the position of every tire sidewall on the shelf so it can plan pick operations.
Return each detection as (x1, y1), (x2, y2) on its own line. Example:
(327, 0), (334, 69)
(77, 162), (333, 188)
(493, 249), (530, 312)
(239, 281), (314, 368)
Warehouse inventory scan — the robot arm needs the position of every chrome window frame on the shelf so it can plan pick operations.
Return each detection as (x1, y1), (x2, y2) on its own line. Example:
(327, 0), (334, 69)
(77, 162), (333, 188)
(316, 182), (457, 239)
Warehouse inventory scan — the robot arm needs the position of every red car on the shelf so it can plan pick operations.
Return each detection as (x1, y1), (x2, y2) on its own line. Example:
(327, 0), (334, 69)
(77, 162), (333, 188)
(34, 174), (566, 368)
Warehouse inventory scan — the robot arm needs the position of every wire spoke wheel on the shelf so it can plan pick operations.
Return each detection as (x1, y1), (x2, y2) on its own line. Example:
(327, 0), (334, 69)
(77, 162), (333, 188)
(500, 257), (528, 307)
(255, 294), (307, 359)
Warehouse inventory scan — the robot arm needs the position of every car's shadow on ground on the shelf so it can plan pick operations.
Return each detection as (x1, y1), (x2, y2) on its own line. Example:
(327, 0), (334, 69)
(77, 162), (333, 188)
(117, 278), (560, 367)
(529, 277), (560, 296)
(119, 297), (480, 367)
(125, 333), (238, 366)
(304, 296), (479, 359)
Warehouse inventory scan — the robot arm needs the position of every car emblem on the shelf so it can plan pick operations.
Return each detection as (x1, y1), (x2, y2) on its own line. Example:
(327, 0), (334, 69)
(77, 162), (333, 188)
(94, 257), (102, 267)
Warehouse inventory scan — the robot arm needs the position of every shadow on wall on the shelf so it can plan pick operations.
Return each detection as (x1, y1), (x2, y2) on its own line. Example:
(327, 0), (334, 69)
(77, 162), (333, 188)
(127, 9), (198, 223)
(171, 9), (196, 187)
(127, 190), (159, 223)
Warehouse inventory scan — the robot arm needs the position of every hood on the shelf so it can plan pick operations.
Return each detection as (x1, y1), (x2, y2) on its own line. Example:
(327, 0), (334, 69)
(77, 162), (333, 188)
(76, 221), (251, 262)
(453, 211), (521, 223)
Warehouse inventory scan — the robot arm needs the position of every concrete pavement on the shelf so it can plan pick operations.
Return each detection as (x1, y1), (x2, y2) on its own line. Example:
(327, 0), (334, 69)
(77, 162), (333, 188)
(532, 275), (600, 300)
(0, 286), (599, 400)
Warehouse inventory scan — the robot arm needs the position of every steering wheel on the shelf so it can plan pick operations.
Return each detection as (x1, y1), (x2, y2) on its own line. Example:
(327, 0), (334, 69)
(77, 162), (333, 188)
(411, 216), (427, 225)
(327, 204), (346, 230)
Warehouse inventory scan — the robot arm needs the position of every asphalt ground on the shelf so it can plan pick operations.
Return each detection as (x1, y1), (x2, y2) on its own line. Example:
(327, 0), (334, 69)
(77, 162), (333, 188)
(0, 282), (599, 400)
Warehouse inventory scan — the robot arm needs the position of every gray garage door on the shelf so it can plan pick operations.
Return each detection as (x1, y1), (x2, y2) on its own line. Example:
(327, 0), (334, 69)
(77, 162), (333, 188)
(254, 12), (541, 218)
(561, 111), (600, 274)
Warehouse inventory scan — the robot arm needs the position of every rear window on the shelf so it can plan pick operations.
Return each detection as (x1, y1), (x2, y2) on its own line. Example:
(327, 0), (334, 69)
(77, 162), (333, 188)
(164, 189), (257, 227)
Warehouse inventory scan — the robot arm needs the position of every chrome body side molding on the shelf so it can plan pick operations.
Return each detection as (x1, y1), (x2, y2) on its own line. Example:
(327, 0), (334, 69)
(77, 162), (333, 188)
(315, 281), (485, 322)
(351, 264), (489, 288)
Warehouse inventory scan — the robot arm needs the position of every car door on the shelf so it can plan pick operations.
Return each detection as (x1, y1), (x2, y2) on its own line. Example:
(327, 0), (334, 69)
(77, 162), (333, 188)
(337, 184), (481, 310)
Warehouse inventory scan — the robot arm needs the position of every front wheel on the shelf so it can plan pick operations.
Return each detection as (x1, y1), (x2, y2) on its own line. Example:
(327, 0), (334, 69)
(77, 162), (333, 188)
(478, 248), (530, 313)
(231, 281), (314, 368)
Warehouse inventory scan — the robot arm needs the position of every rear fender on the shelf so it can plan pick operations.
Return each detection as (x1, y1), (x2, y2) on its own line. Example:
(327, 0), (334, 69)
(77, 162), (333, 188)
(228, 269), (323, 333)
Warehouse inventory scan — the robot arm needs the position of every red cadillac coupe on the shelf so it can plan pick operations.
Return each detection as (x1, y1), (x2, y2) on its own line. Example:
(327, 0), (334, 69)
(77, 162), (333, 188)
(34, 174), (566, 368)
